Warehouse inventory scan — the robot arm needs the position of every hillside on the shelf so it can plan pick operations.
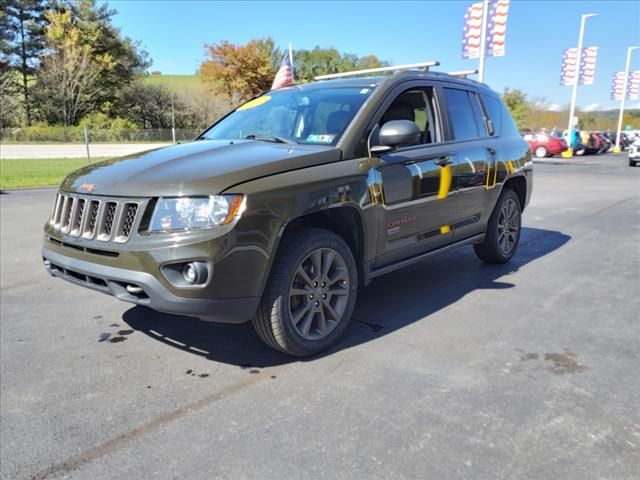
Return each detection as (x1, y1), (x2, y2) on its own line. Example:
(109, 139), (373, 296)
(142, 74), (203, 88)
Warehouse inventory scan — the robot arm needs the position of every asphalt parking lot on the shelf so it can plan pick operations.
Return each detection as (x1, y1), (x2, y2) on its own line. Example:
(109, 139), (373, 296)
(1, 153), (639, 480)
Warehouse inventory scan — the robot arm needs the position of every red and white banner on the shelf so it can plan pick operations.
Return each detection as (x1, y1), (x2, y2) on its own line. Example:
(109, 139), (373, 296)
(462, 0), (510, 59)
(628, 71), (640, 100)
(613, 71), (640, 100)
(560, 47), (598, 86)
(579, 47), (598, 85)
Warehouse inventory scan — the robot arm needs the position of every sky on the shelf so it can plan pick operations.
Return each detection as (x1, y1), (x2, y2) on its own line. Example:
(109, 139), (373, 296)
(105, 0), (640, 111)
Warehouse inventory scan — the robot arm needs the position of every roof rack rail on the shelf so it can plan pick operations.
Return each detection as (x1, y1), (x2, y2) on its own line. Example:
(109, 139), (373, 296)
(314, 61), (440, 81)
(446, 69), (479, 79)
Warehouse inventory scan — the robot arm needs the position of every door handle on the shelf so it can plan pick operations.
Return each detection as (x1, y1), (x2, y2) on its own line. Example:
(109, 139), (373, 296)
(487, 147), (496, 155)
(434, 157), (453, 167)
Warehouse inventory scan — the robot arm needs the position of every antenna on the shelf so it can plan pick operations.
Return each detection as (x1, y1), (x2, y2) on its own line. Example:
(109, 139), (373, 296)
(314, 61), (440, 81)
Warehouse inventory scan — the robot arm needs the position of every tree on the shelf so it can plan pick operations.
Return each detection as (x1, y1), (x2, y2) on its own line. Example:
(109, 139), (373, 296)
(33, 0), (150, 125)
(200, 38), (279, 100)
(502, 88), (531, 129)
(292, 47), (386, 82)
(2, 0), (49, 125)
(65, 0), (150, 111)
(32, 8), (102, 125)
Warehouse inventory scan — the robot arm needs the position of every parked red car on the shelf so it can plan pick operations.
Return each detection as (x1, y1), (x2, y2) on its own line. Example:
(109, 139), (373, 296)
(523, 132), (568, 158)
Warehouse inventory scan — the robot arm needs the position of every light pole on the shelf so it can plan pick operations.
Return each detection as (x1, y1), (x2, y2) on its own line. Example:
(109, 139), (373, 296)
(564, 12), (598, 158)
(478, 0), (490, 82)
(614, 46), (639, 152)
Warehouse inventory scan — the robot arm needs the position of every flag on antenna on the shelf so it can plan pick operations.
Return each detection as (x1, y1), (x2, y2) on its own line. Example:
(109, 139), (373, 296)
(272, 46), (294, 90)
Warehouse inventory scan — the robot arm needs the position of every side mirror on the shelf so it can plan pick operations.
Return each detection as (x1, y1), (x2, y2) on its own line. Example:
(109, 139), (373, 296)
(371, 120), (420, 154)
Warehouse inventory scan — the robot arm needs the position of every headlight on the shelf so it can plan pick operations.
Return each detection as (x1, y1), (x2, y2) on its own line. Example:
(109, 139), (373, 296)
(149, 195), (245, 232)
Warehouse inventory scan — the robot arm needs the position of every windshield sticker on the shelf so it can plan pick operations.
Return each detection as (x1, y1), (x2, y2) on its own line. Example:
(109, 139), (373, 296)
(237, 96), (271, 111)
(306, 134), (335, 144)
(360, 88), (370, 94)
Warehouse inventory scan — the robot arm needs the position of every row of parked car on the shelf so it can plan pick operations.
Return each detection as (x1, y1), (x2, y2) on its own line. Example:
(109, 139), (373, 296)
(522, 129), (637, 158)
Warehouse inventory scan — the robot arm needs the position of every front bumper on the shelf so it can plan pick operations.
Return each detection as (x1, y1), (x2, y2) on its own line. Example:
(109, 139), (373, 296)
(42, 247), (259, 323)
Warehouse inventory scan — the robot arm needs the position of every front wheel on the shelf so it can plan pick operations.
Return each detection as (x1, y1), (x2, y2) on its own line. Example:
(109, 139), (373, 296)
(630, 159), (638, 167)
(253, 228), (358, 357)
(534, 146), (548, 158)
(474, 188), (522, 264)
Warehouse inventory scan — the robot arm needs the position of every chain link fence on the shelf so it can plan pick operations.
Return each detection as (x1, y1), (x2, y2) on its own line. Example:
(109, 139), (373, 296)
(1, 127), (204, 144)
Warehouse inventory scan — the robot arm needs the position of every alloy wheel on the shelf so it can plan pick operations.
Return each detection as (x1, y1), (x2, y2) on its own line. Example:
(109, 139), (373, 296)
(288, 248), (350, 341)
(497, 198), (520, 255)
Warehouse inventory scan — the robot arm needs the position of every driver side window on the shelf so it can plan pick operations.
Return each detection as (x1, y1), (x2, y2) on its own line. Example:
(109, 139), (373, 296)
(379, 87), (442, 146)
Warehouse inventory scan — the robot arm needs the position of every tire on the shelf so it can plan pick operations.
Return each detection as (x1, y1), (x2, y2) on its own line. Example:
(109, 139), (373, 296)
(534, 146), (548, 158)
(474, 188), (522, 264)
(630, 159), (638, 167)
(253, 228), (358, 357)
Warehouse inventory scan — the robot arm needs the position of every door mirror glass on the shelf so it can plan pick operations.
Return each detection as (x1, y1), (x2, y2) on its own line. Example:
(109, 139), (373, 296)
(378, 120), (421, 148)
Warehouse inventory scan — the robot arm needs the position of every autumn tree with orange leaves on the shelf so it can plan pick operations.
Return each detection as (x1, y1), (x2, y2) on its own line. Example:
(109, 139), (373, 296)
(199, 38), (279, 100)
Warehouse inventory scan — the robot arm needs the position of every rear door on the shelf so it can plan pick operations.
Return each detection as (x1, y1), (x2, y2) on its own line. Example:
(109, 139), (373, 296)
(372, 82), (459, 268)
(440, 86), (496, 241)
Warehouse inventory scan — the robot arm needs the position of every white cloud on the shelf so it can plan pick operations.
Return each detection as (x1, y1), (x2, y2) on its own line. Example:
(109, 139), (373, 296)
(546, 103), (561, 112)
(581, 103), (601, 112)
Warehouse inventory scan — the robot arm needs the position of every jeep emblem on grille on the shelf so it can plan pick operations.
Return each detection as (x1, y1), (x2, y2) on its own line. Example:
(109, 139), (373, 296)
(80, 183), (96, 193)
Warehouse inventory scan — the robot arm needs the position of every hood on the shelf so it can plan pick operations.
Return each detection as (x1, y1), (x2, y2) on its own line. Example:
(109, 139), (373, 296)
(61, 140), (341, 196)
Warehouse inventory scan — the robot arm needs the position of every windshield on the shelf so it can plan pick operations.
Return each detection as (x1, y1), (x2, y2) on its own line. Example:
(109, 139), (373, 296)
(200, 86), (374, 146)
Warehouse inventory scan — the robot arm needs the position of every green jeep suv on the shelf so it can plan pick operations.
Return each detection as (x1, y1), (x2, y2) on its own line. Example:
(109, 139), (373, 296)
(43, 70), (533, 356)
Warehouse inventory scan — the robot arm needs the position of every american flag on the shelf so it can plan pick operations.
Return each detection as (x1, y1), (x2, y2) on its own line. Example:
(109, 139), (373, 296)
(271, 48), (294, 90)
(462, 0), (510, 59)
(560, 47), (598, 86)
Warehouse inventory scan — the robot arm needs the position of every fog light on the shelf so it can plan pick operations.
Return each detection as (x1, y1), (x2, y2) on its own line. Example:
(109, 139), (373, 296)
(182, 262), (207, 284)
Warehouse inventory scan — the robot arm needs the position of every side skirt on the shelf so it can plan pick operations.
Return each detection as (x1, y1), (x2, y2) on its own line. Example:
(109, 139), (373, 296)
(366, 233), (485, 281)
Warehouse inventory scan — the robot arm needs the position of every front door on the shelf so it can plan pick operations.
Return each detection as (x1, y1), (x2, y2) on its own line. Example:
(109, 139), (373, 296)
(371, 85), (459, 268)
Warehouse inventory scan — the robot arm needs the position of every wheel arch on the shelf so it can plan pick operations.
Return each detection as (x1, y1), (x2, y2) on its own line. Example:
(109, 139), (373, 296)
(278, 206), (367, 286)
(502, 175), (527, 212)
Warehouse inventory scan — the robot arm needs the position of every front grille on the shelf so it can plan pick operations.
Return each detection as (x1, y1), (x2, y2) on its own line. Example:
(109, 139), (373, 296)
(49, 193), (143, 243)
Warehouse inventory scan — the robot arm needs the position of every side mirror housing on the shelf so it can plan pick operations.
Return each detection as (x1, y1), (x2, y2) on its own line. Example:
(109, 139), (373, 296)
(377, 120), (420, 150)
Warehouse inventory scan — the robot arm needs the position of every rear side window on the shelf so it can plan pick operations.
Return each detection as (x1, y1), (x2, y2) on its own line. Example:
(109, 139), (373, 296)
(443, 88), (479, 141)
(481, 94), (502, 136)
(500, 101), (521, 138)
(469, 93), (488, 136)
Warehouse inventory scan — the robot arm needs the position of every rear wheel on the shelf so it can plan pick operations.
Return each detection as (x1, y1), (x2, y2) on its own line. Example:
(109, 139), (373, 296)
(474, 188), (522, 264)
(534, 146), (548, 158)
(253, 228), (358, 356)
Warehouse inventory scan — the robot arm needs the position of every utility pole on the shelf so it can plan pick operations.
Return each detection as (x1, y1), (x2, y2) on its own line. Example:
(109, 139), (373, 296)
(564, 13), (598, 157)
(478, 0), (490, 82)
(171, 91), (176, 144)
(614, 46), (639, 152)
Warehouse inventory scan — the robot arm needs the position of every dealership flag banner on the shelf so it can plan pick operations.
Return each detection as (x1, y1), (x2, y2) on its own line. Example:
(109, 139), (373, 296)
(560, 47), (598, 86)
(579, 47), (598, 85)
(462, 0), (510, 59)
(271, 46), (294, 90)
(627, 71), (640, 100)
(611, 71), (640, 100)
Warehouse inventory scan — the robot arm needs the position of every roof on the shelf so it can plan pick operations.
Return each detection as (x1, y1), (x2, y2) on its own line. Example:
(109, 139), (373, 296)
(288, 71), (492, 94)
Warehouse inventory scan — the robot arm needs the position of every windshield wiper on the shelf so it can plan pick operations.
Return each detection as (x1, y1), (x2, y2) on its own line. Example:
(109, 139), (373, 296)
(244, 134), (295, 144)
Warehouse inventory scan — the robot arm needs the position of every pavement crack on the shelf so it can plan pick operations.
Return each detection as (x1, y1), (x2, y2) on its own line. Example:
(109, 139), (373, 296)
(26, 365), (286, 480)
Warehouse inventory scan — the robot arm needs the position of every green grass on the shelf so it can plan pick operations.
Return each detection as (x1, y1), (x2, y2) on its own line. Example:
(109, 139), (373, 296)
(0, 158), (111, 189)
(143, 74), (203, 88)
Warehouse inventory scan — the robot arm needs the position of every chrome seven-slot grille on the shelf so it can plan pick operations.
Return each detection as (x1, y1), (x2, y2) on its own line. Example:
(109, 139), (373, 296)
(49, 193), (141, 243)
